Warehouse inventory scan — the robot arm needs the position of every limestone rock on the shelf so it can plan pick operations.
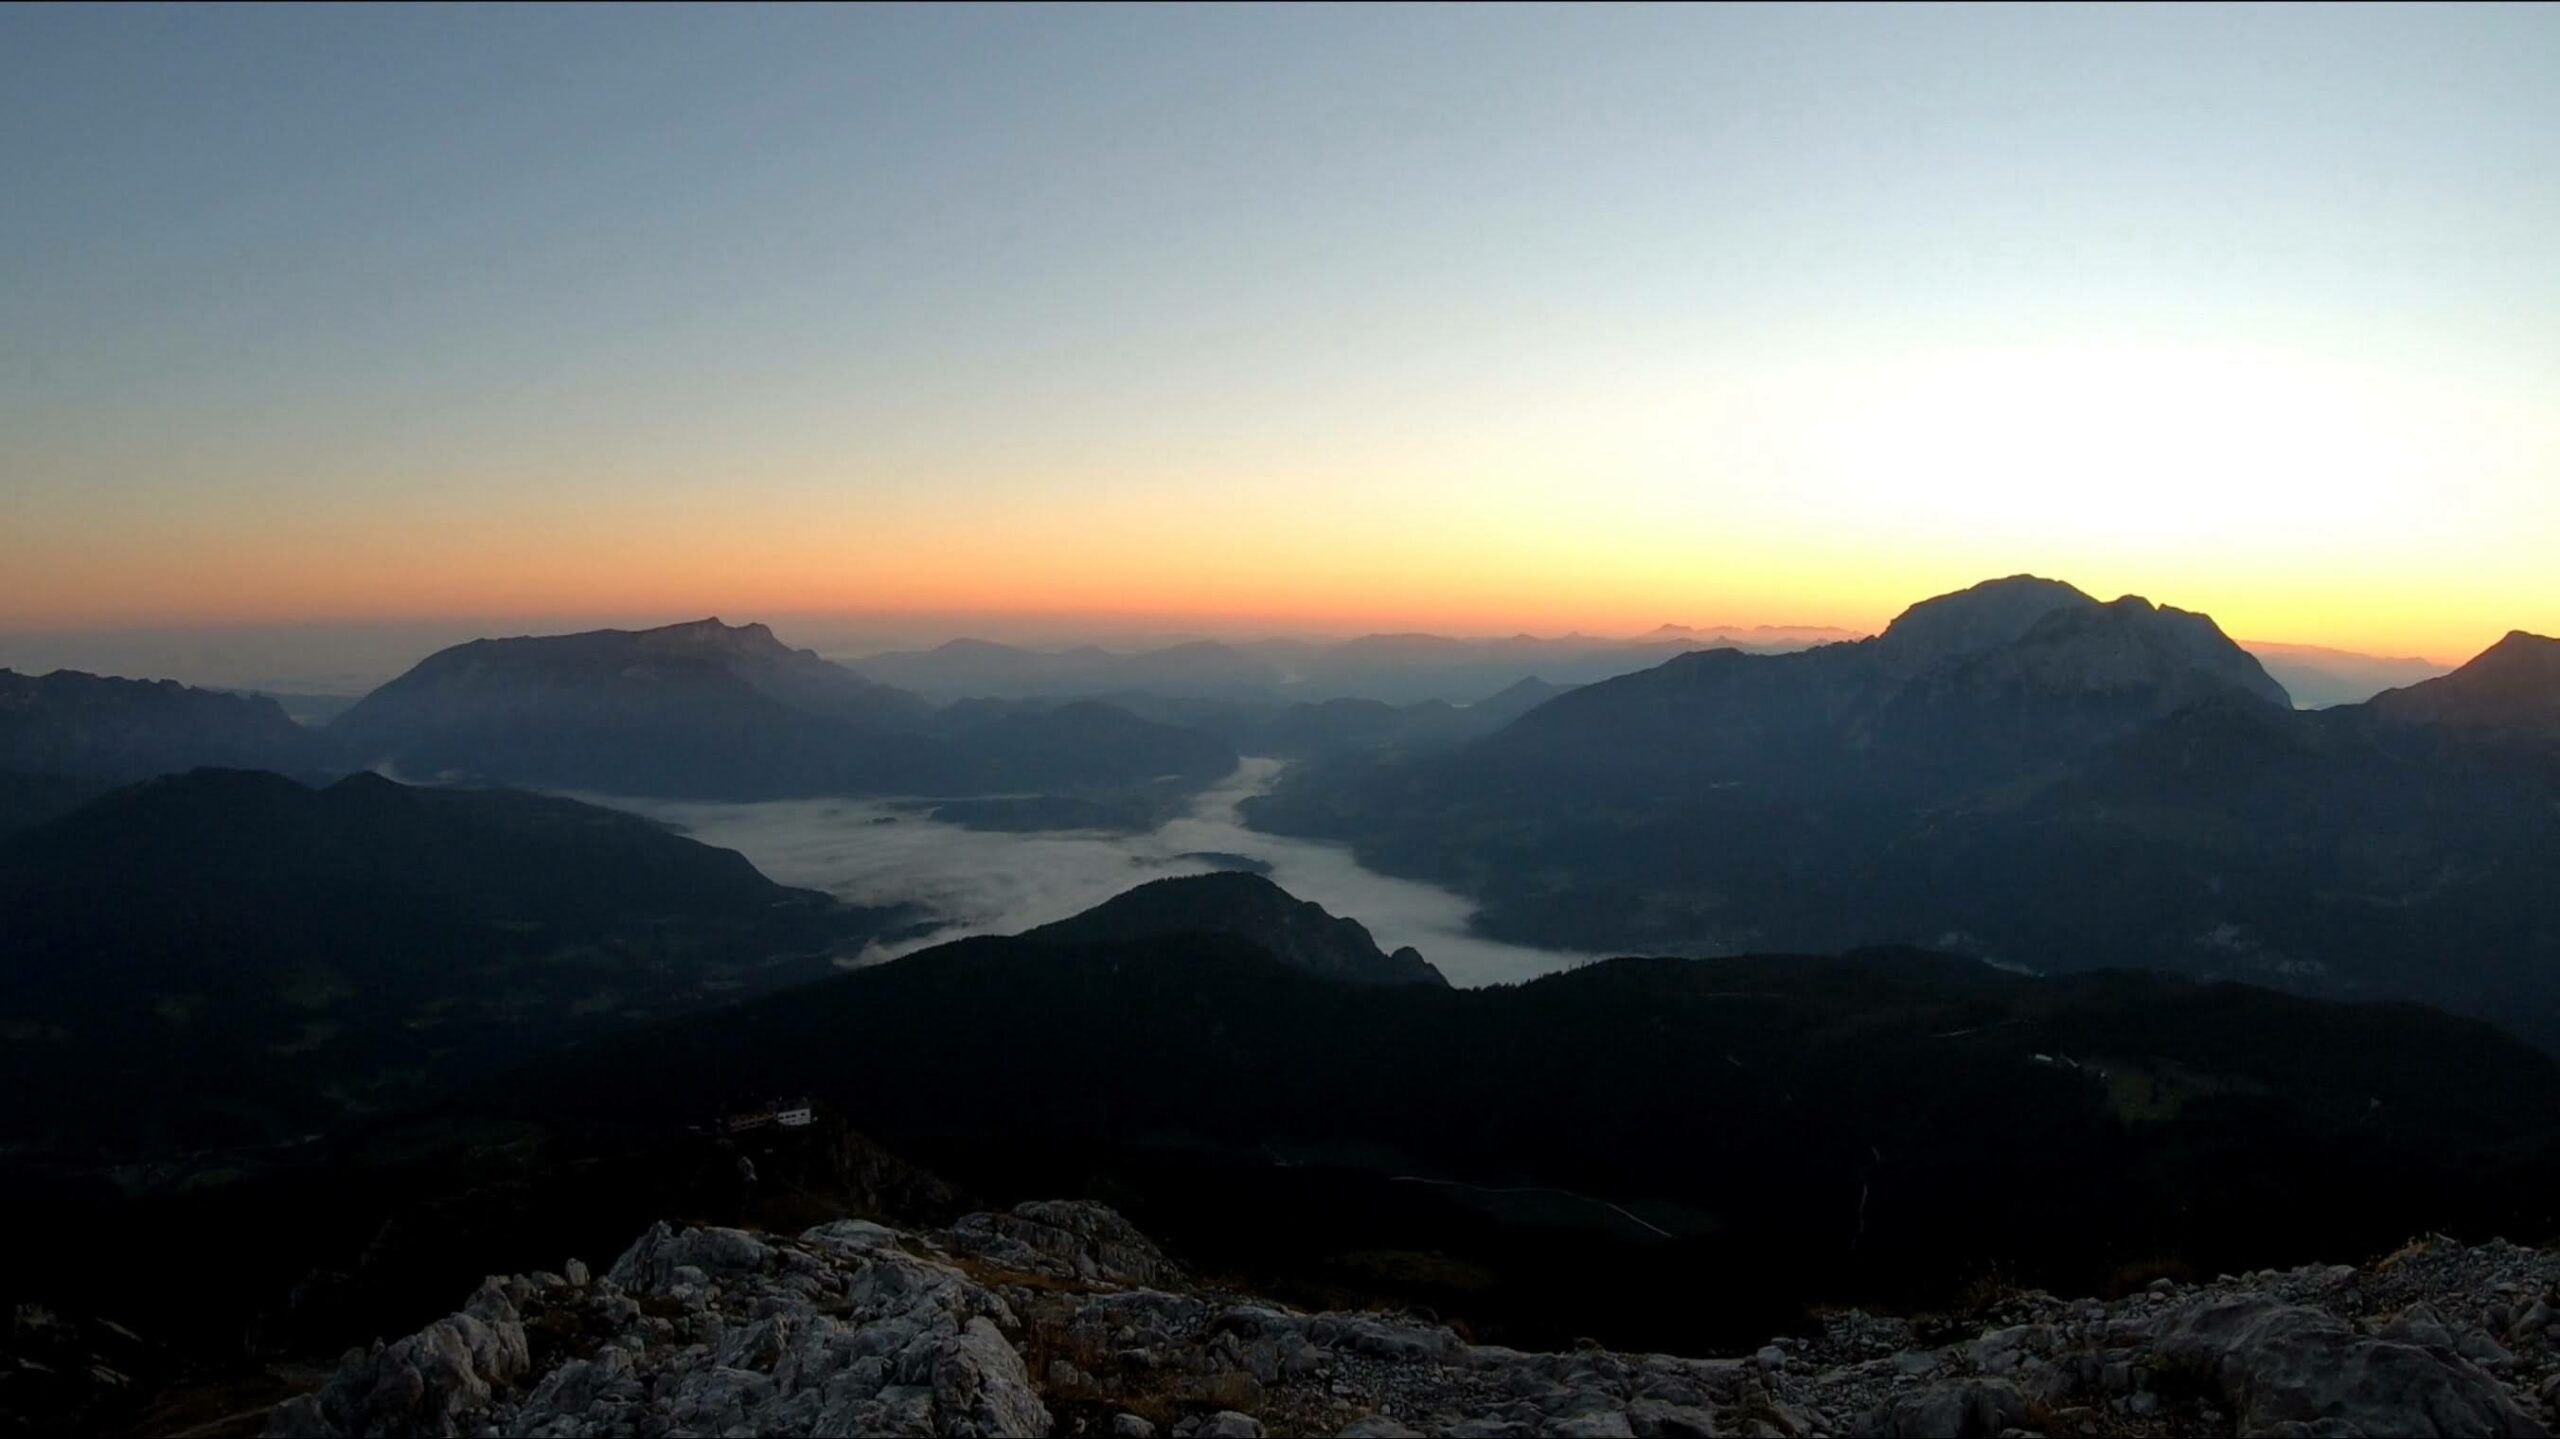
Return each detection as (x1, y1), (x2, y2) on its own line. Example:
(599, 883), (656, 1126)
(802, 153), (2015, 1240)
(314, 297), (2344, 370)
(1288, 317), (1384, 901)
(947, 1199), (1173, 1287)
(266, 1208), (2560, 1439)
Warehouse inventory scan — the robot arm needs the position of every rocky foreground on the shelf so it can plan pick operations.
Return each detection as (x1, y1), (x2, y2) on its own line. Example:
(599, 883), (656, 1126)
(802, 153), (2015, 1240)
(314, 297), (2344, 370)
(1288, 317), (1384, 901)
(269, 1201), (2560, 1438)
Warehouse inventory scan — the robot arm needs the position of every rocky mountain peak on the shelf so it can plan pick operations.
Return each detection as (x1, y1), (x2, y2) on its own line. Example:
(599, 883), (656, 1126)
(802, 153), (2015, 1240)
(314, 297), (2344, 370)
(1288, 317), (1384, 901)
(2454, 629), (2560, 685)
(2368, 629), (2560, 734)
(1989, 594), (2293, 708)
(638, 617), (793, 658)
(1874, 575), (2098, 673)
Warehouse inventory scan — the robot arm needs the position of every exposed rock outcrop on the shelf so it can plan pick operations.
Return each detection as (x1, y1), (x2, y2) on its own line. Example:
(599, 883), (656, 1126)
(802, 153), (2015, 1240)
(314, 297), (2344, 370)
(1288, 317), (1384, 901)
(269, 1207), (2560, 1439)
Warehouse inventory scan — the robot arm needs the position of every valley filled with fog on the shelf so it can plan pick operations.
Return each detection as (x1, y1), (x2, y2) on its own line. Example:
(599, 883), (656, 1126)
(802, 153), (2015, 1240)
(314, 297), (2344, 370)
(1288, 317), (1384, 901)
(602, 757), (1596, 987)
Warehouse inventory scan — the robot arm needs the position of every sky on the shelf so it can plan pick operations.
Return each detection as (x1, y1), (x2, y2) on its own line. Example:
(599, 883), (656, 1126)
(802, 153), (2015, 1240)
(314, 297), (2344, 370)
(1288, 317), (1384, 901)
(3, 3), (2555, 663)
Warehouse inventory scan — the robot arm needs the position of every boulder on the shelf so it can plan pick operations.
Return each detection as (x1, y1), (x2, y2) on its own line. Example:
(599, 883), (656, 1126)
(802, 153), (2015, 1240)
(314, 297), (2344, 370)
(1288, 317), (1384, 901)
(947, 1200), (1174, 1287)
(2155, 1295), (2547, 1437)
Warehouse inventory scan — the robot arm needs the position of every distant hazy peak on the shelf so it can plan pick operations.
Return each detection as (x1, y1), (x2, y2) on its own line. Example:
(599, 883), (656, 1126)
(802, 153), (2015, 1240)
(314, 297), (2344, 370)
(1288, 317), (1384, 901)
(1334, 632), (1457, 652)
(429, 617), (783, 660)
(1476, 675), (1567, 707)
(632, 617), (796, 654)
(2, 666), (293, 707)
(926, 637), (1032, 657)
(665, 616), (768, 636)
(1649, 621), (1865, 642)
(334, 616), (939, 776)
(390, 617), (906, 685)
(0, 668), (318, 784)
(2242, 639), (2445, 666)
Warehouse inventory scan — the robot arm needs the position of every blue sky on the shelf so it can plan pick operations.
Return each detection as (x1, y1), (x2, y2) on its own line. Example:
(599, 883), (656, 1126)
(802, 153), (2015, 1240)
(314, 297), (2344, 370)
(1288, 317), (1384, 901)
(4, 4), (2555, 656)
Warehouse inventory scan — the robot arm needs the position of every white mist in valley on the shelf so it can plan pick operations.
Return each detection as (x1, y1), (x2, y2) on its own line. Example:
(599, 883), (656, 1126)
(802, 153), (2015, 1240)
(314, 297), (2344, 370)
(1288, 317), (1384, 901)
(606, 758), (1594, 987)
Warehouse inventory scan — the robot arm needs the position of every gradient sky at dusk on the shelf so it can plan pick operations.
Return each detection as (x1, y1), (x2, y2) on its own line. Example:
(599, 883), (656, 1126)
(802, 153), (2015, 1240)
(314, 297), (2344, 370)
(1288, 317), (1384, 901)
(5, 3), (2556, 661)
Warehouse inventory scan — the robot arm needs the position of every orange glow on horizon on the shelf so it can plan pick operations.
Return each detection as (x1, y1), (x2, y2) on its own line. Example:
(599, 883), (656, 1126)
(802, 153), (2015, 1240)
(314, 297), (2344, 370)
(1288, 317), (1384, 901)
(0, 522), (2522, 669)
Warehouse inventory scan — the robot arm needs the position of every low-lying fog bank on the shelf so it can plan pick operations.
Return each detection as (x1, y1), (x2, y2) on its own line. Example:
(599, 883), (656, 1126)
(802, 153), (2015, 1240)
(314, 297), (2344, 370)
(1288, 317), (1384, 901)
(602, 757), (1594, 987)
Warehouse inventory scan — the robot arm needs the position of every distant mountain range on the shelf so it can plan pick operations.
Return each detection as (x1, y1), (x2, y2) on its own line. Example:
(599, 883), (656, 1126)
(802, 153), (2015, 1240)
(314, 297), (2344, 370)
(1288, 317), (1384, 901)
(0, 610), (2460, 831)
(4, 619), (1242, 812)
(2240, 640), (2451, 709)
(0, 667), (321, 775)
(1246, 575), (2560, 1048)
(840, 624), (2447, 709)
(843, 629), (1829, 707)
(3, 617), (1590, 820)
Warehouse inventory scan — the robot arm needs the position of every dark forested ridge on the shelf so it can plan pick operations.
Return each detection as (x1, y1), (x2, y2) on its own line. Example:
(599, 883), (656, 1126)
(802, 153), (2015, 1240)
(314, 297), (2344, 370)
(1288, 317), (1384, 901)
(475, 923), (2560, 1340)
(14, 871), (2560, 1426)
(1023, 871), (1448, 985)
(0, 768), (915, 1156)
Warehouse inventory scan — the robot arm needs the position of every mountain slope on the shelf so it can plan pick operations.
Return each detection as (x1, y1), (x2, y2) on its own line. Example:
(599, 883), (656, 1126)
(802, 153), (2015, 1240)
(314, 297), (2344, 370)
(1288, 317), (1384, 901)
(330, 618), (1236, 800)
(485, 924), (2560, 1335)
(329, 618), (947, 798)
(1241, 578), (2560, 1048)
(1024, 871), (1447, 985)
(1459, 576), (2289, 795)
(0, 666), (323, 783)
(2367, 630), (2560, 737)
(0, 768), (909, 1155)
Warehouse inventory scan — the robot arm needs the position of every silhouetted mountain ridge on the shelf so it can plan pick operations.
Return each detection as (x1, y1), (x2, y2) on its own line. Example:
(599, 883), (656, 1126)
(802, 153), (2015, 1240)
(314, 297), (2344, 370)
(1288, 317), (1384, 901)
(330, 618), (1236, 801)
(1024, 871), (1446, 985)
(848, 627), (1829, 706)
(1245, 577), (2560, 1048)
(1465, 576), (2287, 797)
(2367, 630), (2560, 736)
